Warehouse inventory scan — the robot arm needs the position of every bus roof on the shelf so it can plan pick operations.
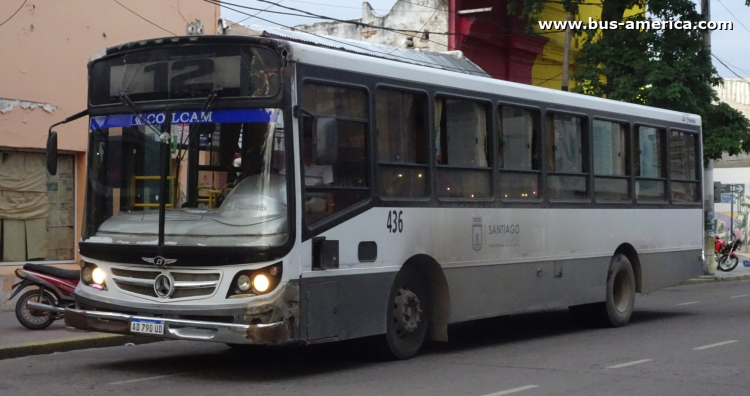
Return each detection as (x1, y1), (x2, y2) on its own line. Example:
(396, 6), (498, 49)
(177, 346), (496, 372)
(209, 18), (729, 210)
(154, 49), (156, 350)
(284, 36), (701, 128)
(89, 32), (701, 129)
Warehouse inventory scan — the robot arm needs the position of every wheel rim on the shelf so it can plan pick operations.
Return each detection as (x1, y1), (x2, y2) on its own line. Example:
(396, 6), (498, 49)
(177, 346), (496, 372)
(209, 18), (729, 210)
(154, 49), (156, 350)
(612, 270), (632, 313)
(393, 287), (422, 337)
(719, 256), (730, 270)
(21, 295), (52, 325)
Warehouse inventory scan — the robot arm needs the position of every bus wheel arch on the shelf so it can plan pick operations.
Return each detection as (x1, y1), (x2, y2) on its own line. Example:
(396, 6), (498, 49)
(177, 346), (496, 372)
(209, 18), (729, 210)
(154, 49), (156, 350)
(402, 254), (450, 342)
(615, 243), (642, 293)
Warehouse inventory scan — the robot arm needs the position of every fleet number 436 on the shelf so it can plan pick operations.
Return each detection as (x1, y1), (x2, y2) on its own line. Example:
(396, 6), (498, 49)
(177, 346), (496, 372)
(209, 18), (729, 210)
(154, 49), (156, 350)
(386, 210), (403, 233)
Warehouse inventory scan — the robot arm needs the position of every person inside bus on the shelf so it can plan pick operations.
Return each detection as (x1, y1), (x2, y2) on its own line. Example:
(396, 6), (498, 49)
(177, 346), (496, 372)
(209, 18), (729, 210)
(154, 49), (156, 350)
(279, 129), (335, 218)
(302, 137), (335, 214)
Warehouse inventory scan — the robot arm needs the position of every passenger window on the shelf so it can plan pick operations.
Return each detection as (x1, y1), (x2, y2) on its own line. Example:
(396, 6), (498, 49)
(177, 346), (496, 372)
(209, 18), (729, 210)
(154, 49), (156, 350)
(593, 120), (630, 201)
(498, 106), (540, 199)
(546, 114), (589, 200)
(435, 97), (491, 198)
(670, 130), (699, 202)
(300, 82), (369, 226)
(635, 126), (666, 202)
(301, 83), (366, 119)
(376, 89), (428, 198)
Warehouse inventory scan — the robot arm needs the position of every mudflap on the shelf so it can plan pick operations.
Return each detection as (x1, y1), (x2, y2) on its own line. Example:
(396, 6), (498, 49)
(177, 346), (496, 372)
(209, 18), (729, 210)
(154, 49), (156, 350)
(8, 280), (34, 301)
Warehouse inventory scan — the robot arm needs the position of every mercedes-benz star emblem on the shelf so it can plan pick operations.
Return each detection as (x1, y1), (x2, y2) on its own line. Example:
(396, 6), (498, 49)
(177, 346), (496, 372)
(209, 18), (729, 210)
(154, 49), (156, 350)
(142, 256), (177, 267)
(154, 273), (175, 298)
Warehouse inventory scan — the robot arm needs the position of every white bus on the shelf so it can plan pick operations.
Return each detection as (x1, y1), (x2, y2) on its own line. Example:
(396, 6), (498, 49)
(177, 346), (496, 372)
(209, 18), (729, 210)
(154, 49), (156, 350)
(40, 30), (703, 359)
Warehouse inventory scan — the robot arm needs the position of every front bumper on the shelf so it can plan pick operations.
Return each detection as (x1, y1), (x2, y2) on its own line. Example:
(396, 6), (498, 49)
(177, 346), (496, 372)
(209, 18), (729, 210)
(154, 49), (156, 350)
(27, 302), (292, 345)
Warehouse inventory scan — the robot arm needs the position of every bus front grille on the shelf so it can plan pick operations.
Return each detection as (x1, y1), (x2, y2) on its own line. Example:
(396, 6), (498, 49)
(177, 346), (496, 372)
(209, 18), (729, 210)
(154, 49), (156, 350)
(111, 267), (221, 299)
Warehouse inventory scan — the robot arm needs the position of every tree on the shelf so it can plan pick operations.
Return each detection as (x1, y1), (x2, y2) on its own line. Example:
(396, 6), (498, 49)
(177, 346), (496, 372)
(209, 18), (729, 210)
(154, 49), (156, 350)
(511, 0), (750, 162)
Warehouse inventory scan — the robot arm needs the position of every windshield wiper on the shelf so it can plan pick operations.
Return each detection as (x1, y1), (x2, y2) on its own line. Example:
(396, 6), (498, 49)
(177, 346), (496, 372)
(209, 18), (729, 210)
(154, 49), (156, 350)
(118, 91), (162, 138)
(176, 86), (222, 162)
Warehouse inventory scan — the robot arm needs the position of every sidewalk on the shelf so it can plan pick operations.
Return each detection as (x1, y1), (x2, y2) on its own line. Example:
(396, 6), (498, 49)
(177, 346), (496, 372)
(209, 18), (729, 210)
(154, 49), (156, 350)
(682, 252), (750, 285)
(0, 311), (159, 360)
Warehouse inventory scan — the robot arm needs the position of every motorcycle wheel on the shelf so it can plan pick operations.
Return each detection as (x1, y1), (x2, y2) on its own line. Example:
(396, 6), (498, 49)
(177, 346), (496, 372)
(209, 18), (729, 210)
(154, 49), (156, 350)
(722, 256), (740, 272)
(15, 290), (57, 330)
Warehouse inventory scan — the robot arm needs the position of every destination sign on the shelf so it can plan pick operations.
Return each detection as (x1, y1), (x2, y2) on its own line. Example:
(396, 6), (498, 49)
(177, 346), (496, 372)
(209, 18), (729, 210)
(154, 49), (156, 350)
(90, 109), (278, 130)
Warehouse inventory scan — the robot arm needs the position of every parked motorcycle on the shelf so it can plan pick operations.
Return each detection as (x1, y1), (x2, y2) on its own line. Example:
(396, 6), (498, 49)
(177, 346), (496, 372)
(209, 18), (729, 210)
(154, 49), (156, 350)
(9, 263), (79, 329)
(716, 235), (743, 272)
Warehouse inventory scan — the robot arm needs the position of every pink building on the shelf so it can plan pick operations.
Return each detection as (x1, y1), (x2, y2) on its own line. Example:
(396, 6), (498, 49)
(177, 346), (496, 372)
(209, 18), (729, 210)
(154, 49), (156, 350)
(0, 0), (220, 309)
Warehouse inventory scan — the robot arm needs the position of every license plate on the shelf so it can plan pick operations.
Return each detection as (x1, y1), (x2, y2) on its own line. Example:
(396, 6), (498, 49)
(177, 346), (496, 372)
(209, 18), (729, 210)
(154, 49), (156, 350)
(130, 318), (164, 335)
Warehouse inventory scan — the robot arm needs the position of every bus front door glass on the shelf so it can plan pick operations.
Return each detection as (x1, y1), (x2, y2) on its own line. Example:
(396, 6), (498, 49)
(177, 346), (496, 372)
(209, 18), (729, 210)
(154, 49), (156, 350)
(85, 109), (288, 247)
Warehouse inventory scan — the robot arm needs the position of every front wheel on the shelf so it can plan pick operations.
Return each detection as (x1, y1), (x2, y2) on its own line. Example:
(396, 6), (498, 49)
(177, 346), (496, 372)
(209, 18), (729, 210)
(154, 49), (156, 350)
(381, 266), (430, 360)
(718, 255), (739, 272)
(15, 289), (57, 330)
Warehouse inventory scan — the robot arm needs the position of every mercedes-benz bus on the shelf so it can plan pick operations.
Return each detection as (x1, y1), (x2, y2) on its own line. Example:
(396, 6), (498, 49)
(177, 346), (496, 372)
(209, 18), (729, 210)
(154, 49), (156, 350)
(36, 29), (704, 359)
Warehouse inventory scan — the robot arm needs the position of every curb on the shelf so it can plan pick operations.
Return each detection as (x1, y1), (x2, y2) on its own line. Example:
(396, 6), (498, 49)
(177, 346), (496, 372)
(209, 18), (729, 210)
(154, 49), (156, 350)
(681, 273), (750, 285)
(0, 333), (162, 360)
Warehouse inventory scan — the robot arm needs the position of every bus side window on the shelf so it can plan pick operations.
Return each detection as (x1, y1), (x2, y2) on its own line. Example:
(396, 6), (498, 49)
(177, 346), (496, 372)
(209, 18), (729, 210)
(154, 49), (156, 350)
(669, 130), (699, 203)
(634, 126), (667, 202)
(593, 120), (630, 202)
(435, 97), (491, 199)
(546, 113), (589, 200)
(300, 82), (369, 227)
(376, 88), (428, 198)
(498, 106), (541, 200)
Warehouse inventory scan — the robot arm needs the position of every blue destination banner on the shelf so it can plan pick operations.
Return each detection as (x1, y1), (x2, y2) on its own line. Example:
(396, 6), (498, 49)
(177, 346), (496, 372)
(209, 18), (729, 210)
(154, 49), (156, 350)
(90, 109), (277, 130)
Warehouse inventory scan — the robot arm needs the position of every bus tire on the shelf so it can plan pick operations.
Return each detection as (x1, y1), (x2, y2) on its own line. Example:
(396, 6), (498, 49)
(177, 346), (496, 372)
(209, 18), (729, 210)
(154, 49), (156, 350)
(382, 266), (430, 360)
(599, 253), (636, 327)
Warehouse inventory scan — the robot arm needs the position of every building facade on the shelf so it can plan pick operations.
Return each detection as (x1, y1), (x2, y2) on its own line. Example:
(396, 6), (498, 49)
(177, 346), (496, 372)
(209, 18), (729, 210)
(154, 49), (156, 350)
(711, 78), (750, 249)
(0, 0), (219, 310)
(291, 0), (638, 90)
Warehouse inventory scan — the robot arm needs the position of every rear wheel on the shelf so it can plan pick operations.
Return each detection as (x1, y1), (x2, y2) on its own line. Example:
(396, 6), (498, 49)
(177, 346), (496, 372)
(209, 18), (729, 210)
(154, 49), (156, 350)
(569, 254), (635, 327)
(15, 289), (57, 330)
(381, 266), (430, 360)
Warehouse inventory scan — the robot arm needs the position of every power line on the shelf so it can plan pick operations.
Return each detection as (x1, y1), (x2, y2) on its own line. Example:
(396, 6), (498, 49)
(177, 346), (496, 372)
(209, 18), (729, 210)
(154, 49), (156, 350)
(224, 0), (451, 49)
(278, 0), (437, 12)
(712, 53), (750, 76)
(177, 0), (189, 24)
(218, 0), (566, 40)
(228, 0), (284, 29)
(387, 0), (445, 54)
(113, 0), (177, 36)
(715, 0), (750, 36)
(535, 72), (563, 86)
(0, 0), (27, 29)
(712, 54), (750, 86)
(211, 0), (491, 76)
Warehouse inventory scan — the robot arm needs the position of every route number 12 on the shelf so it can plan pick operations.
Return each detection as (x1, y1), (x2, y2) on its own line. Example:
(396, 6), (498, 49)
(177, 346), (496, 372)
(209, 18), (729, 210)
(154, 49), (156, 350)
(387, 210), (403, 233)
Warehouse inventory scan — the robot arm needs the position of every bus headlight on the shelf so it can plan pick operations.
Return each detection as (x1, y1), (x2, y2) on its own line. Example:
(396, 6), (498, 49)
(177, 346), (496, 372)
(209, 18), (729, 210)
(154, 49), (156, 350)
(82, 266), (93, 283)
(226, 263), (282, 298)
(237, 274), (251, 291)
(253, 274), (270, 293)
(81, 262), (107, 290)
(92, 268), (106, 285)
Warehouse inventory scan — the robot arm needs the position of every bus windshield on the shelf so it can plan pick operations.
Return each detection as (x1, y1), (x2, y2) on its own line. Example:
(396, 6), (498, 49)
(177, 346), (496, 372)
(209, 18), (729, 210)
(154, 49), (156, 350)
(84, 109), (288, 247)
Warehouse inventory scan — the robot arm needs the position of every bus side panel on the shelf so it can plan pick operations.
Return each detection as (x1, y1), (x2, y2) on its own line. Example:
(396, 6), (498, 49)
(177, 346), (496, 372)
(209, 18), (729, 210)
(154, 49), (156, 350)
(299, 272), (395, 342)
(443, 256), (610, 323)
(639, 249), (703, 294)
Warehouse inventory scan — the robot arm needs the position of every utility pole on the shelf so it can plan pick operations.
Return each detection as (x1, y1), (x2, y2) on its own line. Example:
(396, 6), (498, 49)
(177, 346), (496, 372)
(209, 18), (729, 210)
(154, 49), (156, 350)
(561, 14), (574, 91)
(702, 0), (716, 275)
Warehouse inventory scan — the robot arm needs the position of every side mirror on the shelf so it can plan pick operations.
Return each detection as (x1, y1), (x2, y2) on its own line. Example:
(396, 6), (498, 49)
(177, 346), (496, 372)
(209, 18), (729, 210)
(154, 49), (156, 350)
(46, 131), (58, 175)
(313, 117), (338, 165)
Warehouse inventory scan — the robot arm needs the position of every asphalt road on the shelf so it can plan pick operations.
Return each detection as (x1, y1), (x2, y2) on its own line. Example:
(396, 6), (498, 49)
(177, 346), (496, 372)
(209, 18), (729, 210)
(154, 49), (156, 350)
(2, 280), (750, 396)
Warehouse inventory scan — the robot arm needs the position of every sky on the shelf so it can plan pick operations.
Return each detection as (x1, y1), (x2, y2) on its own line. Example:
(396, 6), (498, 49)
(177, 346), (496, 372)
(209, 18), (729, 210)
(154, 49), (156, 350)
(219, 0), (750, 79)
